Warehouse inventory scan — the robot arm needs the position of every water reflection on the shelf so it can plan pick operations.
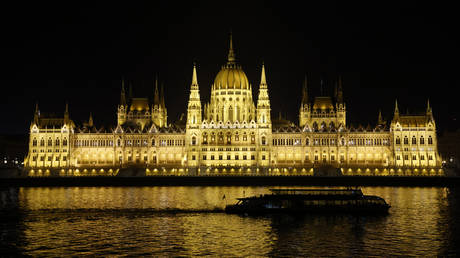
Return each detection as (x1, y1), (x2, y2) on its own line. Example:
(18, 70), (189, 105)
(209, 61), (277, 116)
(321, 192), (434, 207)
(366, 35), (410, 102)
(0, 186), (458, 256)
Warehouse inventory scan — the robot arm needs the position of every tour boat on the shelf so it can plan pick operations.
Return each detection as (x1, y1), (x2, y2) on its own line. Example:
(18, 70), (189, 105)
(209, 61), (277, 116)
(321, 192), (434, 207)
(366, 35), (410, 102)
(225, 188), (390, 214)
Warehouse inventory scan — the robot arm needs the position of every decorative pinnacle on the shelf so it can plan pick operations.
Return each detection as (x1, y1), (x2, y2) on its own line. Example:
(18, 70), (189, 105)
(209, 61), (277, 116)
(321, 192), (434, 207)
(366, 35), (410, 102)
(260, 63), (267, 87)
(192, 62), (198, 86)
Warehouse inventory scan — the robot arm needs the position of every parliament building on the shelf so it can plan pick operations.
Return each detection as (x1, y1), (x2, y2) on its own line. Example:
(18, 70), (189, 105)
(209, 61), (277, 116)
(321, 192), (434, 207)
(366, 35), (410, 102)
(24, 35), (443, 176)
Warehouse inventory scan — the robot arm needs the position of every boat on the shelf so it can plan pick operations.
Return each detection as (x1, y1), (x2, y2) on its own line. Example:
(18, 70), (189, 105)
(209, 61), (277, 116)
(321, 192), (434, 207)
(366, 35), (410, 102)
(225, 188), (390, 214)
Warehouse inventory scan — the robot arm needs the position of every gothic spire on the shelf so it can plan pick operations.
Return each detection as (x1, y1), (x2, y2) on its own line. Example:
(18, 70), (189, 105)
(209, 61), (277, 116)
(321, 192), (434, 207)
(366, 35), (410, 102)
(427, 99), (432, 114)
(337, 75), (343, 103)
(154, 77), (160, 106)
(394, 99), (399, 117)
(120, 78), (127, 106)
(64, 102), (69, 122)
(88, 112), (93, 127)
(378, 109), (384, 125)
(191, 62), (198, 89)
(301, 75), (308, 104)
(260, 62), (267, 88)
(34, 101), (39, 124)
(227, 31), (236, 64)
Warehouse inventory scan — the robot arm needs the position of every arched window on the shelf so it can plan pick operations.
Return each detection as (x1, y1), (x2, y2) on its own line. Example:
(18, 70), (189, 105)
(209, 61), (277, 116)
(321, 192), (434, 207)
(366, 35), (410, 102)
(412, 136), (417, 145)
(32, 138), (37, 146)
(420, 136), (425, 145)
(151, 139), (155, 146)
(251, 134), (255, 144)
(226, 133), (231, 144)
(341, 138), (345, 146)
(63, 138), (68, 146)
(261, 136), (266, 145)
(428, 136), (433, 145)
(396, 137), (401, 145)
(191, 136), (197, 145)
(48, 138), (53, 146)
(305, 138), (310, 146)
(40, 138), (45, 146)
(403, 137), (408, 145)
(55, 138), (60, 146)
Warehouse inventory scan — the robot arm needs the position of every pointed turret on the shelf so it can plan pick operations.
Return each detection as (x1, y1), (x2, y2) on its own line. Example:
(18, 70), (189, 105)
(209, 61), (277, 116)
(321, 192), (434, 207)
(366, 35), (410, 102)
(227, 31), (236, 64)
(260, 62), (267, 88)
(120, 79), (127, 106)
(257, 63), (271, 126)
(301, 75), (308, 105)
(427, 99), (432, 115)
(34, 102), (39, 124)
(191, 62), (199, 90)
(394, 99), (400, 120)
(186, 63), (202, 127)
(64, 102), (69, 123)
(337, 75), (343, 103)
(88, 112), (93, 127)
(153, 77), (160, 106)
(378, 109), (384, 125)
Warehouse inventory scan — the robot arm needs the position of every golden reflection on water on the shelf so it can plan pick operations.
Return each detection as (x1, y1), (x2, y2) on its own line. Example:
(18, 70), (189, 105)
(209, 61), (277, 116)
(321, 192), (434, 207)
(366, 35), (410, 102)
(1, 186), (456, 256)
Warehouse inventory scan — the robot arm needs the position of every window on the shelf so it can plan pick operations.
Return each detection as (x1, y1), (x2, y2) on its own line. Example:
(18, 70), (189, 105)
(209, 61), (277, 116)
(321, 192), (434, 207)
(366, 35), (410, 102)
(251, 155), (255, 160)
(55, 157), (59, 161)
(40, 156), (44, 161)
(227, 155), (231, 160)
(428, 136), (433, 145)
(32, 156), (37, 161)
(235, 155), (239, 160)
(243, 155), (247, 160)
(262, 155), (266, 160)
(40, 138), (45, 146)
(219, 155), (223, 160)
(412, 155), (417, 160)
(412, 137), (417, 145)
(32, 138), (37, 146)
(48, 138), (53, 146)
(420, 137), (424, 145)
(396, 155), (400, 160)
(192, 155), (196, 160)
(203, 155), (207, 160)
(396, 137), (401, 145)
(404, 137), (408, 145)
(63, 156), (67, 161)
(191, 136), (197, 145)
(428, 155), (433, 160)
(420, 155), (425, 160)
(63, 138), (68, 146)
(211, 155), (215, 160)
(404, 155), (409, 160)
(306, 138), (310, 146)
(48, 156), (52, 161)
(261, 136), (266, 145)
(151, 139), (155, 146)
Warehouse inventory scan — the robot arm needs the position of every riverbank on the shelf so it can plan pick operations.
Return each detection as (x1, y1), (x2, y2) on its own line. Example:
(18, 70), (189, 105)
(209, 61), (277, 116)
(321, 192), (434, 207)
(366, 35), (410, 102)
(1, 176), (460, 187)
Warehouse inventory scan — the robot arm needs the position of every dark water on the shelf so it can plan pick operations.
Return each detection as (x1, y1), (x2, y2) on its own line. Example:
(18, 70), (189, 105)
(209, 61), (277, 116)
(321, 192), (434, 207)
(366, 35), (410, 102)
(1, 186), (459, 256)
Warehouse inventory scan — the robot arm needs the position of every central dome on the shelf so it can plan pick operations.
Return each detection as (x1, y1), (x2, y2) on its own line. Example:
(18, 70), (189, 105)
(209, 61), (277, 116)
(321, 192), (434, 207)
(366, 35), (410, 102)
(212, 32), (250, 90)
(214, 64), (249, 90)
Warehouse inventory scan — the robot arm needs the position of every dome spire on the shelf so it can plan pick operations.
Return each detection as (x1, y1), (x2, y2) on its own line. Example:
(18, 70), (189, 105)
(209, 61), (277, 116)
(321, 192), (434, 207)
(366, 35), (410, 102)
(227, 31), (236, 64)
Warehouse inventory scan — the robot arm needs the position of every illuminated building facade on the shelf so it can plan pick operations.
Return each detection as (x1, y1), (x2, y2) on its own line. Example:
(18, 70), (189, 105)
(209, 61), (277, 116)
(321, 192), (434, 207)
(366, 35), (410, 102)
(24, 35), (443, 176)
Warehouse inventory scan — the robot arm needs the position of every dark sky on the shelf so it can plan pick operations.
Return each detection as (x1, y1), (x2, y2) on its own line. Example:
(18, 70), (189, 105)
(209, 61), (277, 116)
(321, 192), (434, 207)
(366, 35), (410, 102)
(1, 1), (459, 134)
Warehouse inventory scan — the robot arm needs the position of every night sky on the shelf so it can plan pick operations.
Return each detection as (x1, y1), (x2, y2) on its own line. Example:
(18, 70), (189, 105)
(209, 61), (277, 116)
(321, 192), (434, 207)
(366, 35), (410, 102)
(1, 1), (459, 134)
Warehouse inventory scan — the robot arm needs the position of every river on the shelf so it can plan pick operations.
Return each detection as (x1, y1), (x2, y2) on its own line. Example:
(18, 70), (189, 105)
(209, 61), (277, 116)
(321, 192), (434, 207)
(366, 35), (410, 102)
(1, 186), (459, 256)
